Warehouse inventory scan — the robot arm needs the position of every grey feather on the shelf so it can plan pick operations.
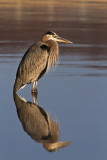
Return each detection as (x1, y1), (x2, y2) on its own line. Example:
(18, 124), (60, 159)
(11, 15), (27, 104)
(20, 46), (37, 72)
(14, 41), (49, 92)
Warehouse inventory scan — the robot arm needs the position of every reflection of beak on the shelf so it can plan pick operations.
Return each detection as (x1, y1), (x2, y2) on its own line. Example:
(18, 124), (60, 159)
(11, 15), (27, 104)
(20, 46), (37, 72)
(56, 36), (73, 44)
(43, 141), (72, 152)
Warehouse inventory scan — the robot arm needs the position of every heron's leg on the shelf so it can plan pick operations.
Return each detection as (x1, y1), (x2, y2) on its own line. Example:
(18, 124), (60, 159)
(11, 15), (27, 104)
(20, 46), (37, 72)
(32, 92), (38, 105)
(32, 81), (38, 94)
(35, 81), (38, 90)
(33, 81), (36, 90)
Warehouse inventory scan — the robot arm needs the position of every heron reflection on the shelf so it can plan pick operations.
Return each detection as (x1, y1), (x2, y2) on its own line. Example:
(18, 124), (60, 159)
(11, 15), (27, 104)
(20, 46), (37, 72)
(13, 93), (71, 152)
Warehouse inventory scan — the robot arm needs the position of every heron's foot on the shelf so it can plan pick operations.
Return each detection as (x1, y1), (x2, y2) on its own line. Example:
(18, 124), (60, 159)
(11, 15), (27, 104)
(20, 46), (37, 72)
(32, 88), (38, 95)
(31, 90), (38, 104)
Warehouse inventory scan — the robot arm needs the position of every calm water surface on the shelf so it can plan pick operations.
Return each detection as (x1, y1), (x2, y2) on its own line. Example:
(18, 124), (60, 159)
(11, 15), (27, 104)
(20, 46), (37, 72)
(0, 0), (107, 160)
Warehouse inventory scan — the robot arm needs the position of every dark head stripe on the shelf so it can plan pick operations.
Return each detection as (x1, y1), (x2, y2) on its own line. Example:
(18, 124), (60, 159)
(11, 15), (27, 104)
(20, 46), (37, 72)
(45, 31), (55, 35)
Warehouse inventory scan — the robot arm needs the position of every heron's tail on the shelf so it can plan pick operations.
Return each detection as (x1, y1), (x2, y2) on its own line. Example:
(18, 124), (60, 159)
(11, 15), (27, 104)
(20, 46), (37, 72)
(13, 78), (23, 93)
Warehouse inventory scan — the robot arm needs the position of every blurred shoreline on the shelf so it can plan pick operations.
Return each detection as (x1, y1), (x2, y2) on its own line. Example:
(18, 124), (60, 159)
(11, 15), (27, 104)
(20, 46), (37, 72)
(0, 0), (107, 44)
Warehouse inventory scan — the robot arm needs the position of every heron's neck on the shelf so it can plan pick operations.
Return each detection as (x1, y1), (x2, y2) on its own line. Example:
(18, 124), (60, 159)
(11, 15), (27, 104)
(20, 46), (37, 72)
(47, 40), (59, 55)
(46, 40), (59, 69)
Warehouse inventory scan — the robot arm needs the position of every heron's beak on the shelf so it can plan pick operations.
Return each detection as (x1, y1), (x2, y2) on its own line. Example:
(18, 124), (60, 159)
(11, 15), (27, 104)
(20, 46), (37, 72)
(56, 36), (73, 44)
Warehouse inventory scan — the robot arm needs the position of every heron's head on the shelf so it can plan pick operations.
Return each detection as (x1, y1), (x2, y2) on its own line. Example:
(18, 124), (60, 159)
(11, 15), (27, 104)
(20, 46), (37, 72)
(42, 31), (73, 44)
(43, 141), (72, 152)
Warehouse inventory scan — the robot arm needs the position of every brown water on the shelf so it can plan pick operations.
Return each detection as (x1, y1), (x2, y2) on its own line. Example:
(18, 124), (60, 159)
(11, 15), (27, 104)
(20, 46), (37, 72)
(0, 0), (107, 160)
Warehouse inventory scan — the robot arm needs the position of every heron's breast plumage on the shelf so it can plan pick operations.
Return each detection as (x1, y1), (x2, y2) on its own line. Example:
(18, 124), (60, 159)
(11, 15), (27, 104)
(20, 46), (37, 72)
(46, 40), (59, 71)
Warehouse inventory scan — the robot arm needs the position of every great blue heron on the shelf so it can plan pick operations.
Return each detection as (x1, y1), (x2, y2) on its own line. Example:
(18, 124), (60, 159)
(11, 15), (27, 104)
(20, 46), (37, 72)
(13, 92), (72, 152)
(14, 31), (73, 93)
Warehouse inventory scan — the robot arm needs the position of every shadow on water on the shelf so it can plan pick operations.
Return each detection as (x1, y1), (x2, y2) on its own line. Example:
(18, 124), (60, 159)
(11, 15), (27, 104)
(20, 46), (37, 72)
(13, 92), (71, 152)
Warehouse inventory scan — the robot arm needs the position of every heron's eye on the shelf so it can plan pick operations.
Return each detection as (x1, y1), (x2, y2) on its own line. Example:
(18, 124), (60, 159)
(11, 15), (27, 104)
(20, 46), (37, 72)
(53, 35), (56, 38)
(53, 34), (57, 38)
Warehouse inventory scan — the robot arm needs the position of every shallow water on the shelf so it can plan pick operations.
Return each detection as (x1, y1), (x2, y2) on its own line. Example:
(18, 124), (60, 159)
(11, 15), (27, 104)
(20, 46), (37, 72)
(0, 0), (107, 160)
